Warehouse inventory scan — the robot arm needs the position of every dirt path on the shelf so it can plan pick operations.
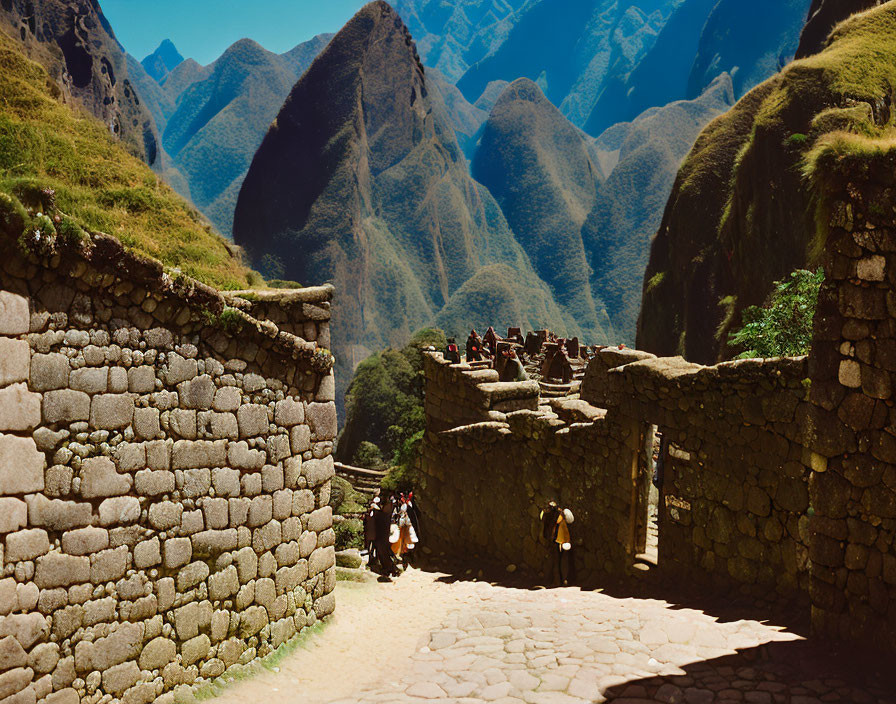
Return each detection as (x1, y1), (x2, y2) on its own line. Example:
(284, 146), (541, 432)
(206, 567), (893, 704)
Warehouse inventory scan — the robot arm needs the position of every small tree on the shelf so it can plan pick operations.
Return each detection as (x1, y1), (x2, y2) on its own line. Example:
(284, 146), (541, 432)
(352, 441), (384, 470)
(728, 268), (824, 359)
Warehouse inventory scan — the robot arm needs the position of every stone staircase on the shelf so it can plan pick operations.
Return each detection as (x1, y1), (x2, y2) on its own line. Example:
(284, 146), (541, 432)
(334, 461), (387, 496)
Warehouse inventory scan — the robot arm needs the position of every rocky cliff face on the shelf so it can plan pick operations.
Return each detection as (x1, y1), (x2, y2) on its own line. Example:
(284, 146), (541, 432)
(638, 2), (896, 362)
(586, 74), (734, 341)
(0, 0), (161, 165)
(234, 1), (574, 407)
(795, 0), (883, 58)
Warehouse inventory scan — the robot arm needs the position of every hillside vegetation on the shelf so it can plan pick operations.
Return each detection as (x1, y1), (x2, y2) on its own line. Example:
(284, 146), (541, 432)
(638, 1), (896, 362)
(0, 30), (255, 290)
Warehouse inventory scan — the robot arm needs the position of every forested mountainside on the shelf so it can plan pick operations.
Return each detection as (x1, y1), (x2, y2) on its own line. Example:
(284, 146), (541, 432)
(0, 0), (162, 165)
(233, 1), (582, 408)
(456, 0), (680, 128)
(638, 1), (896, 362)
(585, 74), (734, 338)
(0, 28), (255, 289)
(392, 0), (528, 82)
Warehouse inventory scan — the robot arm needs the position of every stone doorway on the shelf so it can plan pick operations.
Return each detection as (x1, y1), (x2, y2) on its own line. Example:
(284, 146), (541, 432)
(631, 423), (659, 571)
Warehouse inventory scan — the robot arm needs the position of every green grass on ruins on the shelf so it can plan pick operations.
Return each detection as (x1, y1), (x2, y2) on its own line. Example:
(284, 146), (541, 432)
(0, 30), (257, 290)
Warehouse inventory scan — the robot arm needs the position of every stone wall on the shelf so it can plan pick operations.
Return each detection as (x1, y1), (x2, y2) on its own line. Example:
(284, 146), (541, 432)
(591, 354), (812, 600)
(804, 163), (896, 650)
(420, 350), (812, 601)
(0, 230), (338, 704)
(420, 354), (634, 582)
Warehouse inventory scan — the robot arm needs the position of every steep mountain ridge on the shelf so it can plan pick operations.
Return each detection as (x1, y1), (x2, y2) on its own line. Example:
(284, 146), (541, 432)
(141, 38), (184, 82)
(234, 1), (583, 408)
(585, 73), (734, 340)
(159, 34), (332, 235)
(392, 0), (528, 82)
(638, 1), (896, 362)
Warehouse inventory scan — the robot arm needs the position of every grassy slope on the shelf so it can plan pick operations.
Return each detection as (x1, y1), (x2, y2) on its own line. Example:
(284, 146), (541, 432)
(0, 29), (254, 290)
(638, 1), (896, 361)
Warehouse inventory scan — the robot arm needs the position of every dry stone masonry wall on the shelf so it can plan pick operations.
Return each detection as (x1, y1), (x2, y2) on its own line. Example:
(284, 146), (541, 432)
(0, 230), (338, 704)
(804, 162), (896, 650)
(422, 168), (896, 651)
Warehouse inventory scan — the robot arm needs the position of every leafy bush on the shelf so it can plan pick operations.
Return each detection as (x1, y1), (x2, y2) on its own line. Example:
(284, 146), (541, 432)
(728, 268), (824, 359)
(0, 193), (27, 237)
(381, 430), (423, 493)
(338, 328), (446, 464)
(353, 441), (384, 470)
(334, 518), (364, 550)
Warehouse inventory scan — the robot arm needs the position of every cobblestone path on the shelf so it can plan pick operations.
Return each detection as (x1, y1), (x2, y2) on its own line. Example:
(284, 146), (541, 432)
(210, 568), (894, 704)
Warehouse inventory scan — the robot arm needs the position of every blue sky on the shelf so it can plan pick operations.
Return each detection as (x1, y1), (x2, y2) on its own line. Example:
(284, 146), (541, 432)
(101, 0), (369, 65)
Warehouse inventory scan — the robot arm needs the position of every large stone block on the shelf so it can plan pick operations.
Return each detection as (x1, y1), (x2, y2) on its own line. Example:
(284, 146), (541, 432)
(289, 425), (311, 454)
(308, 546), (335, 577)
(208, 565), (239, 601)
(237, 405), (269, 438)
(127, 366), (156, 394)
(213, 386), (241, 412)
(0, 384), (40, 432)
(74, 621), (142, 672)
(306, 402), (337, 440)
(30, 354), (69, 392)
(135, 469), (174, 496)
(25, 495), (92, 530)
(61, 527), (109, 556)
(172, 440), (226, 469)
(0, 635), (27, 670)
(102, 661), (140, 696)
(0, 435), (44, 495)
(302, 457), (334, 488)
(80, 456), (132, 498)
(139, 637), (176, 670)
(0, 291), (29, 336)
(191, 529), (237, 557)
(179, 375), (215, 409)
(0, 498), (27, 533)
(97, 497), (140, 526)
(148, 502), (182, 531)
(90, 394), (135, 430)
(0, 666), (32, 700)
(133, 407), (162, 440)
(275, 398), (304, 427)
(5, 529), (50, 562)
(163, 538), (192, 569)
(69, 367), (108, 394)
(42, 390), (89, 423)
(34, 553), (89, 588)
(90, 546), (128, 583)
(0, 339), (29, 387)
(227, 440), (265, 470)
(307, 506), (332, 533)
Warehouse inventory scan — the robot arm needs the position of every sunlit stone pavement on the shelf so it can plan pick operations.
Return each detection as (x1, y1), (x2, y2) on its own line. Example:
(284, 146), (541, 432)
(209, 567), (894, 704)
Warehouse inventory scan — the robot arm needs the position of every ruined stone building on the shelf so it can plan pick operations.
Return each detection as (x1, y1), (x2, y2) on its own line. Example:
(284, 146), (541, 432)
(419, 167), (896, 653)
(0, 228), (338, 704)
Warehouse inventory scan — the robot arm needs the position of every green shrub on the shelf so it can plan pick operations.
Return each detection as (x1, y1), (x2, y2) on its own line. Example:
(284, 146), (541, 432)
(0, 192), (27, 237)
(266, 279), (304, 289)
(334, 518), (364, 550)
(728, 268), (824, 359)
(56, 216), (88, 247)
(353, 441), (384, 470)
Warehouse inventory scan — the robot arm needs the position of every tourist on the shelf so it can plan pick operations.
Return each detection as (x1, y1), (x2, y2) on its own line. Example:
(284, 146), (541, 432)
(540, 501), (575, 586)
(445, 337), (461, 363)
(466, 329), (484, 362)
(499, 348), (528, 382)
(390, 492), (420, 563)
(370, 494), (398, 580)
